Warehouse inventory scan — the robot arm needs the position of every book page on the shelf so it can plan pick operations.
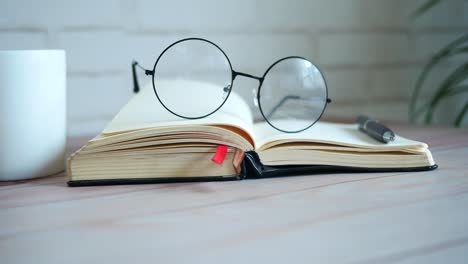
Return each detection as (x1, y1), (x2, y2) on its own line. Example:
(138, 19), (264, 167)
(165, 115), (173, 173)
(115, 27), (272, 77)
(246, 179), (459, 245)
(103, 80), (254, 139)
(254, 120), (428, 151)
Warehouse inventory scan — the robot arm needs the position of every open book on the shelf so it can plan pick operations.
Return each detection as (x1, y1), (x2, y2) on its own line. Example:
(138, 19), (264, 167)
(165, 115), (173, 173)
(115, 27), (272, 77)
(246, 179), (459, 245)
(67, 81), (436, 186)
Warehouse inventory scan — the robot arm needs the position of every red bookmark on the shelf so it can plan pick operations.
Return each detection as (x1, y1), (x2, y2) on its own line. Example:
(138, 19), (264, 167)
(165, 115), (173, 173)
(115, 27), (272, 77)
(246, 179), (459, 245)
(212, 145), (228, 165)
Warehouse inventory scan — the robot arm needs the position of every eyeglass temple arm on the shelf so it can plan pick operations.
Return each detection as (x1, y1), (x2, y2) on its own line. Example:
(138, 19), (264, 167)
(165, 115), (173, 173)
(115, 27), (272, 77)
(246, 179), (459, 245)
(266, 95), (332, 119)
(132, 60), (154, 93)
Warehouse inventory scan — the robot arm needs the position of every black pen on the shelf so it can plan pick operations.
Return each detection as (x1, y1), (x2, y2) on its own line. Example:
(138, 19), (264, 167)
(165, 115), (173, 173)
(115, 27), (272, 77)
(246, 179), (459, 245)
(356, 115), (395, 143)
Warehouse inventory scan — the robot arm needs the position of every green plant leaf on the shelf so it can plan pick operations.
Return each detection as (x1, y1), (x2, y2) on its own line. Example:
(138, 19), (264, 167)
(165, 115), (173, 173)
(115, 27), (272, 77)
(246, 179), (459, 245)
(416, 86), (468, 120)
(410, 0), (468, 127)
(411, 0), (442, 18)
(424, 62), (468, 123)
(409, 34), (468, 121)
(410, 45), (468, 120)
(455, 103), (468, 127)
(444, 85), (468, 96)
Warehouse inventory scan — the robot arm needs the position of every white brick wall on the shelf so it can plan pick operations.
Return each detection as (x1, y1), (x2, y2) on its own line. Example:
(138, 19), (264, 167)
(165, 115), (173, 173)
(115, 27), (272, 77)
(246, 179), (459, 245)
(0, 0), (466, 135)
(318, 33), (411, 65)
(0, 0), (125, 28)
(0, 31), (47, 50)
(57, 30), (127, 73)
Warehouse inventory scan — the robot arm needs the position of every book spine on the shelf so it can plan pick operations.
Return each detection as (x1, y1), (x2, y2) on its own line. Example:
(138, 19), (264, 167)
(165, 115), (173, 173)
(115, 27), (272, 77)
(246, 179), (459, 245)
(240, 151), (264, 179)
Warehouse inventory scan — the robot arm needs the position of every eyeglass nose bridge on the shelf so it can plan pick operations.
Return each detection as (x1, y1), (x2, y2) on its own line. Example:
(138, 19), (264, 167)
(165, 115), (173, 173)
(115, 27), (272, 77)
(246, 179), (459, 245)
(232, 71), (264, 84)
(231, 71), (264, 108)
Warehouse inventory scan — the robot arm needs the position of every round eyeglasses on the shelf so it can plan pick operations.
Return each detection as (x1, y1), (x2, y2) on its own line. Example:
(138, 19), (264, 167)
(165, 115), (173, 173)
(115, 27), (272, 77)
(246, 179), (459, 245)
(132, 37), (331, 133)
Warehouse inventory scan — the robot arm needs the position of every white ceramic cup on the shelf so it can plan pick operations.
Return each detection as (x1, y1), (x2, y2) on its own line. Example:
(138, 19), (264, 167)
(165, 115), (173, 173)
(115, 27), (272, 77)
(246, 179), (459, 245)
(0, 50), (66, 181)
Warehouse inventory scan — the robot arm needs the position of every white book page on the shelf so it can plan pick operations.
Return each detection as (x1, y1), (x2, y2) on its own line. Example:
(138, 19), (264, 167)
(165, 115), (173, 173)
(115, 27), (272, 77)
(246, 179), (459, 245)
(254, 120), (428, 151)
(103, 80), (254, 139)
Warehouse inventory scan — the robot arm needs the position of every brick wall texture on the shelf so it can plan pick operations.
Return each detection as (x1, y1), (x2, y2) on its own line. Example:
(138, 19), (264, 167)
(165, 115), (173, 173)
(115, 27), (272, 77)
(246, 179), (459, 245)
(1, 0), (467, 135)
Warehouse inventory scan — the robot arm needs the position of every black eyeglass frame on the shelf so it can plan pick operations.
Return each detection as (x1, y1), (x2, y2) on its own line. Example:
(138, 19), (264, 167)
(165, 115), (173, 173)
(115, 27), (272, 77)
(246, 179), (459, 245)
(132, 37), (332, 133)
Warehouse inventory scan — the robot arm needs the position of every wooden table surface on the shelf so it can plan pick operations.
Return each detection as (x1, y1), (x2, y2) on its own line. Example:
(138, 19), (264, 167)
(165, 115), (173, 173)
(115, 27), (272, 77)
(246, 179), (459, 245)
(1, 125), (467, 264)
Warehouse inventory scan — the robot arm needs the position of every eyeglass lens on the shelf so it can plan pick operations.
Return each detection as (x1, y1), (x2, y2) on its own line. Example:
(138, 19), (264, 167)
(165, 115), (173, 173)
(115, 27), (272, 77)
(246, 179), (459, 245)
(259, 58), (327, 132)
(153, 39), (232, 119)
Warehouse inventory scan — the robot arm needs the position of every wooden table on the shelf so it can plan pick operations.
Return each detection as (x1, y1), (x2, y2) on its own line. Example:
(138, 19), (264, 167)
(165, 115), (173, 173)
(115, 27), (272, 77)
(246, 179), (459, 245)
(1, 125), (467, 264)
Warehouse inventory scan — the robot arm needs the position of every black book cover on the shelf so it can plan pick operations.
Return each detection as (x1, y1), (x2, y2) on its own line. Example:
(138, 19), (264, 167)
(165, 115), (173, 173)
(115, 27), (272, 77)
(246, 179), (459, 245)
(68, 151), (438, 187)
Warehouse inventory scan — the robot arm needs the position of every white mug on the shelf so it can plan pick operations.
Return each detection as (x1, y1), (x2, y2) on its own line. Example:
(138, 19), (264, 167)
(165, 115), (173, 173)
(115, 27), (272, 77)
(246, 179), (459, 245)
(0, 50), (66, 181)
